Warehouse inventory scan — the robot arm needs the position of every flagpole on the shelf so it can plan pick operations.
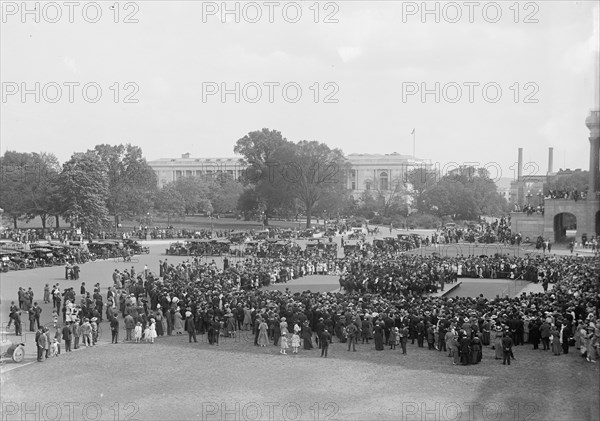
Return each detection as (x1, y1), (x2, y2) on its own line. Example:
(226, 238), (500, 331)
(412, 130), (415, 158)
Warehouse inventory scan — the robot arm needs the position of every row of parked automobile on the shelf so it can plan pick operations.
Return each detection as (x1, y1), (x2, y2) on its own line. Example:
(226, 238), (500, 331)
(0, 238), (150, 272)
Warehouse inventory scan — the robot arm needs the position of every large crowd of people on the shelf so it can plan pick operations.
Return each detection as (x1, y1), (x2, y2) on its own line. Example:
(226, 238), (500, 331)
(436, 217), (513, 244)
(10, 234), (598, 367)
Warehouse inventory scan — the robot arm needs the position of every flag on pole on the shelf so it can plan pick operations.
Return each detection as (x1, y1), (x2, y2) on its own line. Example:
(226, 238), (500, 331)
(411, 128), (415, 135)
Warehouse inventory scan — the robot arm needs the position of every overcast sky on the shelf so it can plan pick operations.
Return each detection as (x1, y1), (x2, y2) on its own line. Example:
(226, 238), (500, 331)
(2, 1), (599, 180)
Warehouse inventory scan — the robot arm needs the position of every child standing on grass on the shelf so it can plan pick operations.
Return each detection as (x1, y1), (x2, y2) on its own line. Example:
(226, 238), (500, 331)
(148, 319), (157, 344)
(291, 332), (300, 353)
(280, 332), (288, 355)
(144, 324), (151, 343)
(134, 322), (142, 343)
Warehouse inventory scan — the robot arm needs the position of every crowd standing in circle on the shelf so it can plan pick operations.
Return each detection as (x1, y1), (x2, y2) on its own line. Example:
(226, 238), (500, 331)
(6, 228), (599, 367)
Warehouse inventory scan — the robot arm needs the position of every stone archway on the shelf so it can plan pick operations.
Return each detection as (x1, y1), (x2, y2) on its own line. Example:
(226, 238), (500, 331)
(553, 212), (577, 242)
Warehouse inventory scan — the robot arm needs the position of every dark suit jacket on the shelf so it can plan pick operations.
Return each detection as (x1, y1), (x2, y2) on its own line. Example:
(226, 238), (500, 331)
(62, 325), (72, 340)
(320, 332), (331, 347)
(501, 336), (513, 350)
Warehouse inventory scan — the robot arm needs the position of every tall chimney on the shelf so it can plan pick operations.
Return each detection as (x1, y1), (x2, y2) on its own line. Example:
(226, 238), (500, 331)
(547, 147), (554, 174)
(517, 148), (523, 180)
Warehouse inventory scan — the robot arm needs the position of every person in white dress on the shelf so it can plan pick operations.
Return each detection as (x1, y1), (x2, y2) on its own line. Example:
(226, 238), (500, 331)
(147, 318), (157, 343)
(134, 322), (142, 343)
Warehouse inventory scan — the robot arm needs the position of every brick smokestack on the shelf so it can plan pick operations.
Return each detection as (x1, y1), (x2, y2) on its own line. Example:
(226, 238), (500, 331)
(517, 148), (523, 180)
(547, 147), (554, 174)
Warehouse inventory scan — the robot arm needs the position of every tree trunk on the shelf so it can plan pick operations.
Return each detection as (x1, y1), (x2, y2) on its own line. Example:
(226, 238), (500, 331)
(13, 215), (18, 229)
(40, 214), (47, 231)
(305, 206), (312, 228)
(55, 215), (60, 228)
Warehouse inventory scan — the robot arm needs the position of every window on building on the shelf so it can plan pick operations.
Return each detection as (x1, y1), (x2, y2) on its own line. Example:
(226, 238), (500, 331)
(366, 182), (371, 191)
(186, 170), (192, 177)
(175, 170), (182, 179)
(380, 171), (388, 190)
(351, 181), (356, 190)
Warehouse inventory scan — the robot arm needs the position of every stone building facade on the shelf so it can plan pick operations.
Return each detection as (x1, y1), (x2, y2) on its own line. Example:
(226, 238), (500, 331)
(148, 152), (432, 196)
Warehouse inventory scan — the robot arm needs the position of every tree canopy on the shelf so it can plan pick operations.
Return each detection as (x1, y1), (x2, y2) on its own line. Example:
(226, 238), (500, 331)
(234, 129), (350, 227)
(59, 151), (110, 234)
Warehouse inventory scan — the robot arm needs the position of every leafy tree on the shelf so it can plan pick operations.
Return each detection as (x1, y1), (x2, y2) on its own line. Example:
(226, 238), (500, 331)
(421, 167), (507, 219)
(92, 144), (157, 226)
(0, 151), (33, 228)
(281, 140), (349, 227)
(544, 170), (589, 194)
(237, 188), (263, 221)
(405, 167), (438, 213)
(22, 152), (63, 230)
(235, 130), (351, 227)
(154, 184), (186, 224)
(0, 151), (62, 229)
(234, 128), (296, 224)
(59, 151), (110, 235)
(172, 176), (212, 215)
(209, 174), (244, 214)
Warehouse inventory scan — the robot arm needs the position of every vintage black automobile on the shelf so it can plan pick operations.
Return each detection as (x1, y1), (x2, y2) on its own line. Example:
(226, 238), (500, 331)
(166, 241), (188, 256)
(241, 240), (265, 257)
(67, 241), (95, 263)
(187, 239), (231, 256)
(1, 250), (23, 271)
(123, 239), (150, 255)
(17, 250), (40, 269)
(87, 240), (124, 259)
(373, 237), (402, 252)
(343, 240), (361, 255)
(229, 231), (249, 244)
(28, 247), (56, 266)
(253, 229), (270, 240)
(305, 238), (337, 258)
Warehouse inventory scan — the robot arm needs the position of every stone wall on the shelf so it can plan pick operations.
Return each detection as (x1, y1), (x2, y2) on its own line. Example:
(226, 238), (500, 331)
(510, 212), (545, 241)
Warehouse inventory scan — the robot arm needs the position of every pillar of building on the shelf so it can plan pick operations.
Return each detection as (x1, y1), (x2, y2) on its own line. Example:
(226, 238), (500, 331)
(586, 110), (600, 200)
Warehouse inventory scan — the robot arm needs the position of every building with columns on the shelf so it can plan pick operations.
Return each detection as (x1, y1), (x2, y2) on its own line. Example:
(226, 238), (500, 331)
(148, 152), (432, 197)
(148, 153), (246, 187)
(345, 153), (432, 197)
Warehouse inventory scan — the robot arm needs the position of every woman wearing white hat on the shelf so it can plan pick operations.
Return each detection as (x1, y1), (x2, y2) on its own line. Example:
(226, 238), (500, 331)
(279, 317), (288, 337)
(257, 318), (269, 347)
(493, 326), (504, 360)
(173, 308), (184, 335)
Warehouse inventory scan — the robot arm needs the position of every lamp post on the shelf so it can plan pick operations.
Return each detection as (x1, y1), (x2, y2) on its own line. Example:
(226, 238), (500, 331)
(526, 190), (532, 205)
(537, 190), (543, 206)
